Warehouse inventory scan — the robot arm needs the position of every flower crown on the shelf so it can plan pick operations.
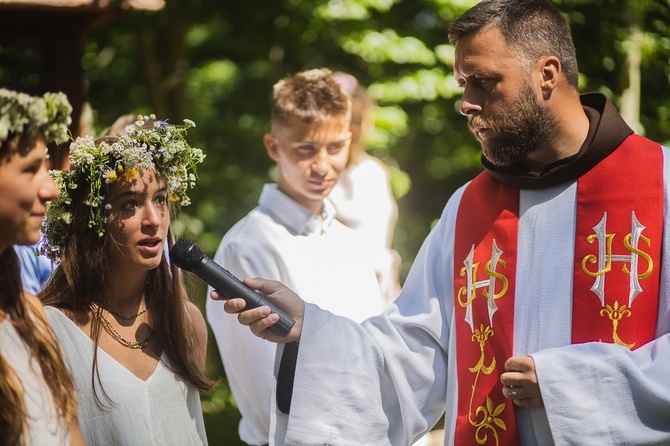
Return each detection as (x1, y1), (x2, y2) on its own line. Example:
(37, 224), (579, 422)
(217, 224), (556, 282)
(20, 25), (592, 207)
(39, 115), (205, 261)
(0, 88), (72, 146)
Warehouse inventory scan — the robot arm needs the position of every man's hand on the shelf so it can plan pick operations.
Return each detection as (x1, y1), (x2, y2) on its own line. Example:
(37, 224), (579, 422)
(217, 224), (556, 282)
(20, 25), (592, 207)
(211, 277), (304, 343)
(500, 356), (544, 408)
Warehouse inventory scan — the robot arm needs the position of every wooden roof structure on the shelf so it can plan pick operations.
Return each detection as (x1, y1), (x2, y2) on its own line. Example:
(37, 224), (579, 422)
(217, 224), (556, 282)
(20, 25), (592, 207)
(0, 0), (165, 168)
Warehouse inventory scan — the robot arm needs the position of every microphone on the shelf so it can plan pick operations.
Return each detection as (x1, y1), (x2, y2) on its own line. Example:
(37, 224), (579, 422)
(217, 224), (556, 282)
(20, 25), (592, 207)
(170, 238), (295, 337)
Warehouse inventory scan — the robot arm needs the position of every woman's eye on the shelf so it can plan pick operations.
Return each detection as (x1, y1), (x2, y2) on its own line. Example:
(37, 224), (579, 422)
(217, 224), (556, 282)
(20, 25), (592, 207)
(121, 201), (137, 211)
(23, 162), (42, 175)
(154, 195), (167, 205)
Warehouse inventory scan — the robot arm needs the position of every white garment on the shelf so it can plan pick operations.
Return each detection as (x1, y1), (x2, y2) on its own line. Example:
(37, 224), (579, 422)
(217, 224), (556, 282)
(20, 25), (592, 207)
(329, 155), (401, 304)
(329, 155), (398, 250)
(269, 148), (670, 445)
(206, 184), (384, 445)
(45, 306), (208, 446)
(0, 318), (70, 445)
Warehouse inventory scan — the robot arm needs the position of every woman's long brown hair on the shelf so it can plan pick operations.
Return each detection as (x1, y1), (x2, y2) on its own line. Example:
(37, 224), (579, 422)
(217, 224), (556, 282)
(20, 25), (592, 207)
(40, 152), (214, 402)
(0, 133), (78, 445)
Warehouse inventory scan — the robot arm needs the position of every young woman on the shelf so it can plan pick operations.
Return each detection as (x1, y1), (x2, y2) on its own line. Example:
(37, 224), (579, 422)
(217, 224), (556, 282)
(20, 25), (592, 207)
(39, 116), (214, 445)
(0, 88), (84, 445)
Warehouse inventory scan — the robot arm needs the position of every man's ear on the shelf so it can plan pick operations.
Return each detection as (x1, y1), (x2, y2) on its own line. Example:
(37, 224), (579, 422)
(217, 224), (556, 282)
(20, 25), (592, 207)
(539, 56), (560, 99)
(264, 133), (280, 161)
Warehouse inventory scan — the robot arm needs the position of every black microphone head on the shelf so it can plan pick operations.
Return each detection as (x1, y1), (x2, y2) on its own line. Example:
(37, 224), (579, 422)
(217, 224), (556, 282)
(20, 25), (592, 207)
(170, 238), (206, 271)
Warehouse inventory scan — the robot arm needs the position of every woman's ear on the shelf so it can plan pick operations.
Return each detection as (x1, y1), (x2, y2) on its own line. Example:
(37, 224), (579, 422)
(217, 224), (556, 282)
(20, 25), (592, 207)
(264, 133), (280, 162)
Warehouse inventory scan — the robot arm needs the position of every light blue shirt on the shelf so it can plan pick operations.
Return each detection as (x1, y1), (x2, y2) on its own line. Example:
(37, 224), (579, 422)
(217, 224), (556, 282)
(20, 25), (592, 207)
(14, 243), (54, 295)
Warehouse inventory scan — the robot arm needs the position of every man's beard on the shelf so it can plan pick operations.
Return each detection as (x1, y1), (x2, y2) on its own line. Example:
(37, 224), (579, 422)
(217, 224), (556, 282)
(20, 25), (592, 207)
(468, 81), (558, 167)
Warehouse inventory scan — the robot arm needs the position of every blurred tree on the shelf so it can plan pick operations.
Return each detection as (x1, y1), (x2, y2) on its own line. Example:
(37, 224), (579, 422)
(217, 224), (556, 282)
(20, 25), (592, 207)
(4, 0), (669, 443)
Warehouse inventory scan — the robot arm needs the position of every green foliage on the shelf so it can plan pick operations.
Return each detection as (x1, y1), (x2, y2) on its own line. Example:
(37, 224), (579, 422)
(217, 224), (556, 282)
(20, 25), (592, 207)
(4, 0), (669, 442)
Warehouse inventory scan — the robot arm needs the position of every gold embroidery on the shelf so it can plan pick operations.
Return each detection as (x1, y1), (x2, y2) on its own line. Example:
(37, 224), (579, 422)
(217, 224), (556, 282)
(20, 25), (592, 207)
(580, 212), (654, 350)
(600, 301), (635, 348)
(483, 259), (508, 298)
(622, 233), (653, 279)
(458, 241), (510, 445)
(581, 233), (615, 277)
(473, 397), (507, 445)
(458, 262), (480, 307)
(469, 324), (496, 374)
(581, 233), (652, 279)
(468, 324), (505, 446)
(457, 260), (508, 307)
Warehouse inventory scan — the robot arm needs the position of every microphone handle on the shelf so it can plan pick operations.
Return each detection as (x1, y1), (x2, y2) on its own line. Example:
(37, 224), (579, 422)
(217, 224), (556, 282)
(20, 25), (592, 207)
(196, 258), (295, 337)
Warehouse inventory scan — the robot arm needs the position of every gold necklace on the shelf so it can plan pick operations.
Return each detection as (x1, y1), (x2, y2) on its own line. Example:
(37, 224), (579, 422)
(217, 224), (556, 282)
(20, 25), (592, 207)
(108, 307), (147, 320)
(90, 302), (153, 350)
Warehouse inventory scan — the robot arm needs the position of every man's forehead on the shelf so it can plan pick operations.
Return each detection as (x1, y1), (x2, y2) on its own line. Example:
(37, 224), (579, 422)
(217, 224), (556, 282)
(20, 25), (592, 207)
(453, 27), (518, 75)
(279, 120), (349, 142)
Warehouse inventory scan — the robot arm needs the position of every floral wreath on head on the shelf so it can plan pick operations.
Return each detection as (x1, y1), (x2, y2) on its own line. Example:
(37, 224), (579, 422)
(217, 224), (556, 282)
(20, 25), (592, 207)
(0, 88), (72, 146)
(39, 115), (205, 261)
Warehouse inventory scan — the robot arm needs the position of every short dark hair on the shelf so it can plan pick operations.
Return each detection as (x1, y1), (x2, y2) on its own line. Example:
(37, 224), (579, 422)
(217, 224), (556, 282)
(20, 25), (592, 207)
(448, 0), (579, 91)
(271, 68), (351, 128)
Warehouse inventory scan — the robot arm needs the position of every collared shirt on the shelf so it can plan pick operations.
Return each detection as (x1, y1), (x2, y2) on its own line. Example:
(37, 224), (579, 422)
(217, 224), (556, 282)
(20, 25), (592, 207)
(257, 184), (337, 236)
(206, 184), (384, 445)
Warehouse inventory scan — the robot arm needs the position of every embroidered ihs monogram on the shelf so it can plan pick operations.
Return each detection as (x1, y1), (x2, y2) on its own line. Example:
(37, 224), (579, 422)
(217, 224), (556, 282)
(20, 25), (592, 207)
(458, 240), (509, 331)
(580, 211), (654, 348)
(572, 133), (662, 350)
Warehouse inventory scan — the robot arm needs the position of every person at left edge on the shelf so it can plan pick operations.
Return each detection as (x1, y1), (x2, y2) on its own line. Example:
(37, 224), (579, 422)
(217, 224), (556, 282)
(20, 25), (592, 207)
(0, 88), (85, 445)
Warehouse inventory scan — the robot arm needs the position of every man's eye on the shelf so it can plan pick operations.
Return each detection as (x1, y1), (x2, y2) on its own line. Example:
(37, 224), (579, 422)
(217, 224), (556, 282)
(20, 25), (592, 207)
(328, 144), (344, 154)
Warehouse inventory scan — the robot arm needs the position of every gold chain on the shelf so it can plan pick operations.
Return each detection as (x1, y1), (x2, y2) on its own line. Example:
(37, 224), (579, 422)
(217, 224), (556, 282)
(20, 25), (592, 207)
(90, 302), (153, 349)
(108, 307), (147, 320)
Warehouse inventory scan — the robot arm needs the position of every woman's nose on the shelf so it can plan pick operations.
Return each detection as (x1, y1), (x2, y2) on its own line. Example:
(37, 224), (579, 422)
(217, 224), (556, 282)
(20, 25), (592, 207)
(37, 166), (57, 203)
(143, 202), (162, 227)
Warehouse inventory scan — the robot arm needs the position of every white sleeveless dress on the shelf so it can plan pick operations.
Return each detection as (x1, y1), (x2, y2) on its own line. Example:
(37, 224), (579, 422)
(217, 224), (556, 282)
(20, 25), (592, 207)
(0, 318), (70, 445)
(45, 306), (208, 446)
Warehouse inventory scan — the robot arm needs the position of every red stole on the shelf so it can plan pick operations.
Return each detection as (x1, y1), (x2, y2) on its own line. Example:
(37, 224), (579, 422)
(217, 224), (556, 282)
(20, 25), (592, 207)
(573, 134), (662, 348)
(452, 134), (662, 445)
(453, 173), (520, 446)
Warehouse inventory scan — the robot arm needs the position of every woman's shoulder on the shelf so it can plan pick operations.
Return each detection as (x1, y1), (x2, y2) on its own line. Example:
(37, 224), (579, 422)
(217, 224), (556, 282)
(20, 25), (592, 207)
(187, 302), (207, 340)
(187, 300), (205, 322)
(186, 301), (208, 368)
(23, 291), (45, 315)
(39, 303), (87, 327)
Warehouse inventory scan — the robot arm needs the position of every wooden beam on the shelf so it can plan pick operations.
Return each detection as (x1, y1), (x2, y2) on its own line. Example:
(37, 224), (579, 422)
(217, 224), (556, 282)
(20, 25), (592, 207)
(0, 0), (164, 11)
